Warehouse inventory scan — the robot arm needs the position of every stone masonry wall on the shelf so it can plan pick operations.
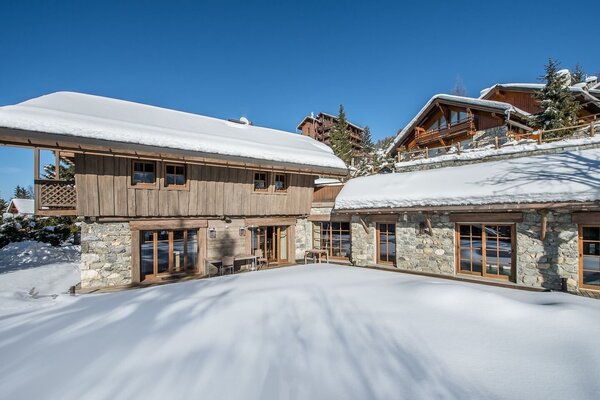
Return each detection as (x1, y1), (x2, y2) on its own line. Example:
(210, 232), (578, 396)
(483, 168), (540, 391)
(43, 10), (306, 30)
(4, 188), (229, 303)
(295, 218), (312, 261)
(80, 221), (132, 288)
(350, 216), (376, 266)
(395, 213), (455, 275)
(516, 210), (578, 290)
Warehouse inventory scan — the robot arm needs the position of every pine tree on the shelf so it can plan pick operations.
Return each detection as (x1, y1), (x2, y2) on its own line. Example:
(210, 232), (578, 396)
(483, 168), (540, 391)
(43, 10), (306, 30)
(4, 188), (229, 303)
(571, 63), (586, 84)
(451, 75), (468, 96)
(0, 197), (7, 213)
(14, 185), (33, 199)
(42, 155), (75, 180)
(529, 58), (581, 137)
(362, 125), (374, 153)
(329, 104), (353, 165)
(352, 134), (396, 177)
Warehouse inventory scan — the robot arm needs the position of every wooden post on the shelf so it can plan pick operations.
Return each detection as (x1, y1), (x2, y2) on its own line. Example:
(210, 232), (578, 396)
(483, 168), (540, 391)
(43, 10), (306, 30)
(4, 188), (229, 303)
(425, 147), (429, 159)
(33, 148), (40, 214)
(540, 211), (548, 241)
(591, 120), (595, 137)
(424, 214), (433, 237)
(456, 144), (461, 155)
(54, 150), (60, 180)
(538, 131), (543, 144)
(495, 136), (499, 149)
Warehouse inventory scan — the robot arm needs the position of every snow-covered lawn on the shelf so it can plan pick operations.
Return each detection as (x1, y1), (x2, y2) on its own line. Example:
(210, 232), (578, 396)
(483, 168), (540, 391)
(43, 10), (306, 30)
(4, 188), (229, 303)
(0, 241), (80, 315)
(1, 264), (599, 400)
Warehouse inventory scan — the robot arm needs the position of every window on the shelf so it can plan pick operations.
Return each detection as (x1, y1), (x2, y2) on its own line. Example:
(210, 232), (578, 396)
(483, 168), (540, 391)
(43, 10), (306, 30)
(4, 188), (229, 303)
(132, 161), (156, 185)
(580, 226), (600, 289)
(377, 223), (396, 264)
(140, 229), (198, 281)
(165, 163), (186, 187)
(254, 172), (268, 191)
(451, 111), (468, 124)
(274, 174), (287, 192)
(457, 224), (514, 280)
(314, 222), (351, 259)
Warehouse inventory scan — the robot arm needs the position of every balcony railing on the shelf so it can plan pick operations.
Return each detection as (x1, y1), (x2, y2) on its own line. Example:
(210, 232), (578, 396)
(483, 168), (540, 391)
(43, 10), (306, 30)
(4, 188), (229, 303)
(35, 179), (77, 216)
(415, 116), (477, 146)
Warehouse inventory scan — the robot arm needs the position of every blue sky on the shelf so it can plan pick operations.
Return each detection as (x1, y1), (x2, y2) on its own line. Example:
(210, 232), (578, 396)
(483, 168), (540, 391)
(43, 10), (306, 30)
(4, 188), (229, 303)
(0, 0), (598, 199)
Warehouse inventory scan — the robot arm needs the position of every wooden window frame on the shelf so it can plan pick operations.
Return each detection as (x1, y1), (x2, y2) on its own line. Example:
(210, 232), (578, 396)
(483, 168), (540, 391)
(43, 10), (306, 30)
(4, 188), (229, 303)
(139, 228), (200, 281)
(253, 171), (269, 192)
(579, 225), (600, 290)
(274, 173), (288, 193)
(455, 223), (516, 282)
(163, 162), (188, 190)
(315, 221), (351, 260)
(377, 222), (396, 265)
(130, 160), (159, 189)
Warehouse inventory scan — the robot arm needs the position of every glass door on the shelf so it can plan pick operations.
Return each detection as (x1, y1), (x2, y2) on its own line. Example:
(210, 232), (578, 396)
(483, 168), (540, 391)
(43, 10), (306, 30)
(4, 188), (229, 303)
(140, 229), (199, 281)
(377, 223), (396, 265)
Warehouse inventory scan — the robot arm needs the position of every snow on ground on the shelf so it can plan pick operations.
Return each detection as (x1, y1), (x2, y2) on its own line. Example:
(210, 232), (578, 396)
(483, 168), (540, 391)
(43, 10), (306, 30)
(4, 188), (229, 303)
(0, 241), (80, 314)
(0, 264), (599, 400)
(337, 147), (600, 210)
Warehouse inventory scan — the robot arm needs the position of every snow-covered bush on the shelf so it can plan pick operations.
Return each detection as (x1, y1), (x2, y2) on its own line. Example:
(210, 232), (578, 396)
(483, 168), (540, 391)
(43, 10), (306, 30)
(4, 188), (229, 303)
(0, 215), (79, 248)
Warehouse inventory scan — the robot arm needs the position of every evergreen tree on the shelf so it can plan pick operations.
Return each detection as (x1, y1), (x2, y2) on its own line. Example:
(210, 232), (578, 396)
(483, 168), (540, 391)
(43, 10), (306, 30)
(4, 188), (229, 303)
(42, 154), (75, 180)
(529, 58), (581, 137)
(0, 197), (7, 213)
(352, 134), (396, 177)
(329, 104), (353, 165)
(362, 125), (374, 153)
(571, 63), (586, 84)
(451, 75), (468, 96)
(14, 185), (33, 199)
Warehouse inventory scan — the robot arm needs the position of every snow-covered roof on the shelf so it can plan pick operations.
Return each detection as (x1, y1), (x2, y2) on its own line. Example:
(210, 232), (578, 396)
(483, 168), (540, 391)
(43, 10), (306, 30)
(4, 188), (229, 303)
(336, 147), (600, 210)
(297, 112), (364, 132)
(7, 199), (35, 215)
(315, 178), (343, 187)
(0, 92), (348, 174)
(385, 94), (530, 155)
(481, 83), (600, 107)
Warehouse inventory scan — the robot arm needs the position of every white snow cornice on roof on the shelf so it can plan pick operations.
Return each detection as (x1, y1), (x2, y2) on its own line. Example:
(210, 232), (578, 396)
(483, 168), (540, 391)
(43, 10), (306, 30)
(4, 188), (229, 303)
(336, 147), (600, 210)
(0, 92), (348, 173)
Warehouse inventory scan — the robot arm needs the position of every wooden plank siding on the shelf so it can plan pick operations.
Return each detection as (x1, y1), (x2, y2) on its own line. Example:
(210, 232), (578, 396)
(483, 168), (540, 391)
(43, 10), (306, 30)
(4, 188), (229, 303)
(74, 154), (315, 218)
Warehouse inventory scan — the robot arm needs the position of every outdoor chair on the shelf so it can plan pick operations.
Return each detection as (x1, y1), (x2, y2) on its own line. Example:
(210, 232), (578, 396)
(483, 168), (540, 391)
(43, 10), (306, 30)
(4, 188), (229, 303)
(220, 256), (235, 275)
(255, 249), (268, 270)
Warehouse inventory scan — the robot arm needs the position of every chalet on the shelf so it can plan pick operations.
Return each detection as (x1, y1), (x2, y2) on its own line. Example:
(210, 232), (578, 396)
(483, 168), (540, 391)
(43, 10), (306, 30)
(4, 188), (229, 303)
(297, 112), (365, 157)
(0, 92), (348, 288)
(5, 198), (35, 216)
(332, 145), (600, 292)
(387, 75), (600, 160)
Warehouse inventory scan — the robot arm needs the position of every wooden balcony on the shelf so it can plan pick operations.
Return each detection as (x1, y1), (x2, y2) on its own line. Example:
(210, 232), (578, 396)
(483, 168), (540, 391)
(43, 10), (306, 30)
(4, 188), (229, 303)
(35, 179), (77, 216)
(415, 116), (477, 146)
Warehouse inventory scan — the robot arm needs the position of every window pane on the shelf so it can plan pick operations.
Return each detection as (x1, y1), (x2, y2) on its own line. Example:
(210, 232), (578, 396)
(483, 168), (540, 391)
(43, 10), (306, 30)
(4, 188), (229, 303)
(141, 231), (154, 279)
(134, 162), (144, 172)
(582, 270), (600, 287)
(157, 230), (169, 273)
(144, 172), (155, 183)
(460, 260), (471, 272)
(583, 227), (600, 241)
(497, 226), (512, 238)
(173, 230), (185, 271)
(583, 242), (600, 256)
(166, 175), (175, 185)
(471, 225), (482, 237)
(583, 256), (600, 271)
(145, 163), (154, 173)
(166, 165), (174, 174)
(187, 230), (198, 270)
(175, 175), (185, 185)
(133, 172), (145, 183)
(472, 252), (482, 273)
(459, 225), (471, 236)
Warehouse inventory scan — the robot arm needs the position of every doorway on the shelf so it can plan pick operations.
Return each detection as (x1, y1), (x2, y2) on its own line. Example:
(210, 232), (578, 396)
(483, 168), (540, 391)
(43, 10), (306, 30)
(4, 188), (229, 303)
(252, 226), (288, 264)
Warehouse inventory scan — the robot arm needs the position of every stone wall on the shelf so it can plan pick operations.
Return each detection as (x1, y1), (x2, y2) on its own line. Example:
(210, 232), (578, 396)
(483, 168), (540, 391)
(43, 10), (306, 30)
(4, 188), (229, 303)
(350, 216), (377, 266)
(295, 218), (312, 261)
(516, 210), (578, 290)
(80, 221), (132, 288)
(395, 213), (455, 275)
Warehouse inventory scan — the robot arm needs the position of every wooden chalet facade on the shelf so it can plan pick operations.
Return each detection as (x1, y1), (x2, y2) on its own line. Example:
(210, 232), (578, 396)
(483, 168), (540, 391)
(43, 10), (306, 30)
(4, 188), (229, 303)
(387, 94), (532, 159)
(0, 92), (347, 289)
(388, 78), (600, 159)
(297, 112), (364, 156)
